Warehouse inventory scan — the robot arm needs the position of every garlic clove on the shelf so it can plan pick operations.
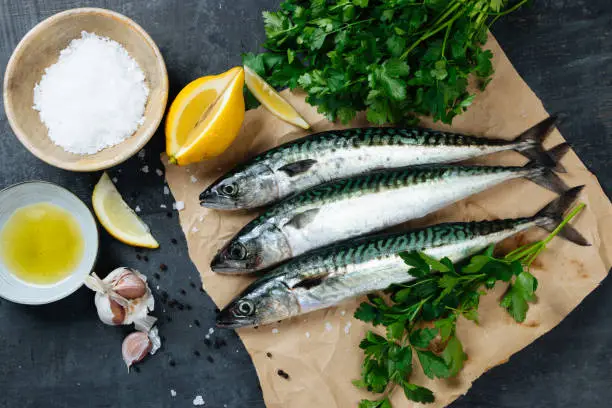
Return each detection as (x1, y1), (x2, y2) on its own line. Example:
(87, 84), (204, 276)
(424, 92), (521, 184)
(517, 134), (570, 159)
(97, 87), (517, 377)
(94, 293), (126, 326)
(113, 269), (147, 299)
(122, 327), (162, 370)
(122, 331), (152, 369)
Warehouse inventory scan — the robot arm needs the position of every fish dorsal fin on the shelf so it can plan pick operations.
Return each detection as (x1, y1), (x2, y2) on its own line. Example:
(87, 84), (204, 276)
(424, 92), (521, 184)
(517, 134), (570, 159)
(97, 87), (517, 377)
(278, 159), (317, 176)
(284, 208), (320, 229)
(291, 272), (329, 290)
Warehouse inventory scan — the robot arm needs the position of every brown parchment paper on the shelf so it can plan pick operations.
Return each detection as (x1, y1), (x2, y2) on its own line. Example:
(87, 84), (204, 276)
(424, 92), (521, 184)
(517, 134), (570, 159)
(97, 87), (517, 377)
(164, 35), (612, 408)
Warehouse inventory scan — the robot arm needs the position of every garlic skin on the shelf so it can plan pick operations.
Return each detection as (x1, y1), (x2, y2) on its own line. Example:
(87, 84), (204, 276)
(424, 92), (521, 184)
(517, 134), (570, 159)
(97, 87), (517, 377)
(122, 327), (161, 369)
(85, 268), (156, 331)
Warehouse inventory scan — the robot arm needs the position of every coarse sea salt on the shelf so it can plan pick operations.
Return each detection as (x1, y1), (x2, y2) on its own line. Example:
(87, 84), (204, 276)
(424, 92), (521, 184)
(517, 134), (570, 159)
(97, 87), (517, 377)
(33, 31), (149, 155)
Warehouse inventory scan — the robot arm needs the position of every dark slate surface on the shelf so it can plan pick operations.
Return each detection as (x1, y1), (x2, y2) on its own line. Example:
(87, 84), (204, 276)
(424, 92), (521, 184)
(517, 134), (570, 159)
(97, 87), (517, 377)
(0, 1), (610, 407)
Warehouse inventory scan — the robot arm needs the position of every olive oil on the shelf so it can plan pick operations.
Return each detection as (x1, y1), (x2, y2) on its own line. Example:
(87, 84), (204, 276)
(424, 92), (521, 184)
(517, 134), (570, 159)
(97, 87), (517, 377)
(0, 202), (84, 285)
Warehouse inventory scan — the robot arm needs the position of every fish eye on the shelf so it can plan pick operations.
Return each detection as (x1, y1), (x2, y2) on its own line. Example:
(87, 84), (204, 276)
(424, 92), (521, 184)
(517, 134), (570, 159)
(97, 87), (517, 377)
(235, 300), (255, 317)
(221, 183), (238, 196)
(229, 243), (247, 260)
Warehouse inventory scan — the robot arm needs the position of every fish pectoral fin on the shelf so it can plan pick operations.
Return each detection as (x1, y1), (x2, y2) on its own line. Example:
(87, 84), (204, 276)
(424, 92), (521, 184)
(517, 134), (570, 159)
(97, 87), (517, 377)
(284, 208), (320, 229)
(278, 159), (317, 176)
(291, 272), (330, 290)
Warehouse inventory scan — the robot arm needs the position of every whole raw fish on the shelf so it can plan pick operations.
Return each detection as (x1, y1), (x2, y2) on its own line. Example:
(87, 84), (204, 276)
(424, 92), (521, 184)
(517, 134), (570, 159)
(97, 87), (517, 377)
(201, 117), (560, 210)
(216, 187), (588, 328)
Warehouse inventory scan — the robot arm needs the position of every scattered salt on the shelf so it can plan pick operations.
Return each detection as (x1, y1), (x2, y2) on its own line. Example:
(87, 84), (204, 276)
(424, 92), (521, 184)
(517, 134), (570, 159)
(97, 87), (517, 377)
(190, 175), (198, 183)
(160, 204), (167, 209)
(170, 390), (177, 397)
(141, 165), (149, 173)
(344, 322), (352, 334)
(164, 186), (170, 195)
(191, 226), (199, 233)
(193, 395), (205, 406)
(174, 201), (185, 211)
(138, 149), (146, 159)
(198, 215), (205, 222)
(208, 328), (214, 335)
(33, 32), (149, 154)
(324, 322), (333, 332)
(272, 328), (279, 334)
(340, 310), (346, 316)
(156, 285), (159, 290)
(305, 331), (310, 339)
(156, 168), (163, 176)
(135, 206), (141, 213)
(112, 177), (118, 183)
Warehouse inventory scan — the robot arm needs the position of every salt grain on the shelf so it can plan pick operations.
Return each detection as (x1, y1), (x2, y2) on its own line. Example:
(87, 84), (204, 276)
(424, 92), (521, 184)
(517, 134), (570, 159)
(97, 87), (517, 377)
(141, 165), (149, 173)
(272, 328), (279, 334)
(325, 322), (333, 332)
(193, 395), (205, 406)
(135, 206), (141, 213)
(340, 310), (346, 316)
(164, 186), (170, 195)
(344, 322), (352, 334)
(170, 389), (177, 397)
(160, 204), (167, 209)
(191, 226), (199, 233)
(156, 168), (163, 176)
(174, 201), (185, 211)
(112, 177), (118, 183)
(190, 175), (198, 183)
(138, 149), (146, 159)
(305, 331), (310, 339)
(33, 32), (149, 154)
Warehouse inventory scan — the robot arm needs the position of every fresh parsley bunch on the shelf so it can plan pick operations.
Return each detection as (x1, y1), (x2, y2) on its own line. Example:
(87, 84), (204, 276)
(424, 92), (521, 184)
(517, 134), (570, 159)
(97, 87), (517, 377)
(244, 0), (530, 125)
(353, 204), (585, 407)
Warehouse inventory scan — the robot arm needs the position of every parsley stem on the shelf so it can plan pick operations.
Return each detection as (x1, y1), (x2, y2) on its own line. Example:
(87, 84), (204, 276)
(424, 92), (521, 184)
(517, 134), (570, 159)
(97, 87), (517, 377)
(441, 21), (453, 58)
(400, 5), (468, 60)
(542, 203), (586, 246)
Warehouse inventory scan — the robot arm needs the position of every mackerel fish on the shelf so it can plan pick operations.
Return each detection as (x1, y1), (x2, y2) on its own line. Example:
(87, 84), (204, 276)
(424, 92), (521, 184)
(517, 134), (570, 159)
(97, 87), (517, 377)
(201, 117), (560, 210)
(216, 187), (588, 328)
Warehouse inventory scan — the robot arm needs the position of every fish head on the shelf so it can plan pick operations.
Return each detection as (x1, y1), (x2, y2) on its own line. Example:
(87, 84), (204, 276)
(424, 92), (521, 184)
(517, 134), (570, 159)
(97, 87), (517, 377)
(211, 224), (292, 273)
(216, 277), (299, 328)
(200, 163), (279, 209)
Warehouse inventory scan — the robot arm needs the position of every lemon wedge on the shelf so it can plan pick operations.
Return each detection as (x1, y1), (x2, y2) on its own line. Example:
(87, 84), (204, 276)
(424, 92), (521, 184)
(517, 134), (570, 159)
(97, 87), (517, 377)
(92, 173), (159, 248)
(166, 67), (245, 165)
(244, 66), (310, 130)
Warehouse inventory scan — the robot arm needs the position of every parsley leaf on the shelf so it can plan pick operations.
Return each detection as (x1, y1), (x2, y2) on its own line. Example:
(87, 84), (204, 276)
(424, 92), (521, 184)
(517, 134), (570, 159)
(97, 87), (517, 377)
(409, 328), (438, 349)
(501, 271), (538, 322)
(403, 383), (435, 404)
(417, 350), (451, 379)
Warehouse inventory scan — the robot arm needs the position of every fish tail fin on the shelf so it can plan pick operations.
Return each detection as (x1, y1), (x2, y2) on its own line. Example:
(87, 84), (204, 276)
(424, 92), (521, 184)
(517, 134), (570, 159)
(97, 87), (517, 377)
(535, 185), (590, 246)
(546, 142), (571, 173)
(515, 115), (559, 169)
(525, 166), (569, 194)
(523, 142), (570, 193)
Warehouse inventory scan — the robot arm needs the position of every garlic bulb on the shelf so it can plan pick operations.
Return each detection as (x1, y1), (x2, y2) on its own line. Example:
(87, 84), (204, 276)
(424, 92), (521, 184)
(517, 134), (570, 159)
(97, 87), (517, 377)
(84, 267), (156, 331)
(122, 327), (161, 370)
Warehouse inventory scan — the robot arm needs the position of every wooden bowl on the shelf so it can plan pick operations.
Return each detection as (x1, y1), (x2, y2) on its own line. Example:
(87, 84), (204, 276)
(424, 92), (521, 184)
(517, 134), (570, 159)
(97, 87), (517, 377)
(3, 8), (168, 172)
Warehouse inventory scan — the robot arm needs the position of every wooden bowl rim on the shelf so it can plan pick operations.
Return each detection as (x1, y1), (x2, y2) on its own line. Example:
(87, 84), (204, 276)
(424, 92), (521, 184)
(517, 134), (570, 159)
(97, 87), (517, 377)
(2, 7), (169, 172)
